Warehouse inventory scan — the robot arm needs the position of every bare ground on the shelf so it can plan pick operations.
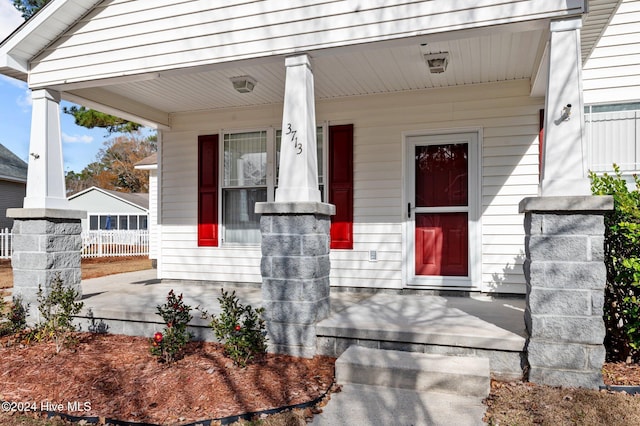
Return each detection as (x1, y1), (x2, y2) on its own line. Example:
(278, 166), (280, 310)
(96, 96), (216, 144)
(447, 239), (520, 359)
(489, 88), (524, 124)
(0, 257), (152, 293)
(2, 257), (640, 425)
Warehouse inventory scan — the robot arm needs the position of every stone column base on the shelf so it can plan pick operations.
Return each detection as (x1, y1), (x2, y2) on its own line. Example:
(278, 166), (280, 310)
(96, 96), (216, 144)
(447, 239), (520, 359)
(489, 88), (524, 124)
(520, 196), (612, 389)
(7, 208), (86, 322)
(256, 202), (335, 358)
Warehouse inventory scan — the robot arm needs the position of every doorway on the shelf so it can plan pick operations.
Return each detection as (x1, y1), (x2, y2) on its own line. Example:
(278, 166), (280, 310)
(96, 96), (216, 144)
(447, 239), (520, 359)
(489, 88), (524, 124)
(405, 131), (480, 288)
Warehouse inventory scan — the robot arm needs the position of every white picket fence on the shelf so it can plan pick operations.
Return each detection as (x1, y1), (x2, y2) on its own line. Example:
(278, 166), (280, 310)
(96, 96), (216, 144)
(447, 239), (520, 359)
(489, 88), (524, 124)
(0, 228), (11, 260)
(0, 228), (149, 259)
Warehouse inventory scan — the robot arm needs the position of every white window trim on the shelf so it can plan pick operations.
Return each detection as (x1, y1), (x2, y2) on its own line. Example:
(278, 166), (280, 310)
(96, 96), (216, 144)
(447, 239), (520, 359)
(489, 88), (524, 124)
(218, 123), (328, 246)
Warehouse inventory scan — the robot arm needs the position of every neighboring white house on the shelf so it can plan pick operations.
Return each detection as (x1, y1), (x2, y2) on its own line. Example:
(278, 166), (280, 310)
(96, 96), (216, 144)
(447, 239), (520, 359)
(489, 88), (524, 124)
(67, 186), (149, 233)
(0, 143), (27, 230)
(0, 0), (629, 294)
(582, 0), (640, 176)
(134, 153), (158, 263)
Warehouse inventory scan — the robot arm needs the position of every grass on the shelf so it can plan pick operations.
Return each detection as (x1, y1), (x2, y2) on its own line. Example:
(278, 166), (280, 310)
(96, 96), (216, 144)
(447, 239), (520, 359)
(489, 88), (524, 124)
(484, 380), (640, 425)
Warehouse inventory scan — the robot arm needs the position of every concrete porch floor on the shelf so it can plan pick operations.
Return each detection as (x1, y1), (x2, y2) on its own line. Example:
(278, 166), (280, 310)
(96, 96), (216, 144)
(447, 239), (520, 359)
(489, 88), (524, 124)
(77, 269), (527, 379)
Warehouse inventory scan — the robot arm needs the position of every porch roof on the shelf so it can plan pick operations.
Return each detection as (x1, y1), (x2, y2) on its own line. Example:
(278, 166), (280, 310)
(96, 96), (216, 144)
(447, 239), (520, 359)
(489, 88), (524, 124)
(0, 0), (621, 129)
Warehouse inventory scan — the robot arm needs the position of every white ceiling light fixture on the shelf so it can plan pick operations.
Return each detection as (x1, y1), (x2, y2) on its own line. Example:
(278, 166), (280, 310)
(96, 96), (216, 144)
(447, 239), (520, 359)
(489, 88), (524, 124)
(230, 75), (257, 93)
(424, 52), (450, 74)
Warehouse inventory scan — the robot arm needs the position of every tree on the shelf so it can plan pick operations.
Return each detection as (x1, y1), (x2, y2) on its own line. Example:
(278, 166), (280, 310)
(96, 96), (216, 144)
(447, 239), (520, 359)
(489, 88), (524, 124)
(65, 133), (157, 194)
(62, 106), (142, 134)
(12, 0), (47, 19)
(14, 0), (142, 134)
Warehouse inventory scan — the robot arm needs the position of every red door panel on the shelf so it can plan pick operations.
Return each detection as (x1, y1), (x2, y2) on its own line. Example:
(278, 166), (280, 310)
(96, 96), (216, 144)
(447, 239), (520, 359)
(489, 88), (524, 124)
(415, 213), (468, 277)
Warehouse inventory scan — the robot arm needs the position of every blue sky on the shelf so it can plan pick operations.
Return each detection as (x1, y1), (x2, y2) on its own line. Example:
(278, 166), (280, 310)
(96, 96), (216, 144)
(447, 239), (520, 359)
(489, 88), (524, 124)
(0, 0), (146, 173)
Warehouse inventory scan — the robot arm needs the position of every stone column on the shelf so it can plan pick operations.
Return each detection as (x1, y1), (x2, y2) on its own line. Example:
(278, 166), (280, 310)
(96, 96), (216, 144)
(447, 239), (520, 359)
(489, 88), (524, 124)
(257, 202), (334, 358)
(257, 53), (334, 357)
(8, 209), (85, 321)
(520, 196), (613, 389)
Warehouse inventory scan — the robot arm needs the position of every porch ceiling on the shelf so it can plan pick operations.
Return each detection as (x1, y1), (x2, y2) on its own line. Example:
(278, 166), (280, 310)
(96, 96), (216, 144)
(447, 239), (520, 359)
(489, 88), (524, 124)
(66, 29), (547, 120)
(62, 0), (622, 124)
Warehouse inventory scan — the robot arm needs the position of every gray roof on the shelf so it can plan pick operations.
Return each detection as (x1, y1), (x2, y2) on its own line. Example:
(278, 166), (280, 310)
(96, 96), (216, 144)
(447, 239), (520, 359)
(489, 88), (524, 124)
(134, 153), (157, 167)
(102, 189), (149, 210)
(0, 143), (27, 183)
(68, 186), (149, 210)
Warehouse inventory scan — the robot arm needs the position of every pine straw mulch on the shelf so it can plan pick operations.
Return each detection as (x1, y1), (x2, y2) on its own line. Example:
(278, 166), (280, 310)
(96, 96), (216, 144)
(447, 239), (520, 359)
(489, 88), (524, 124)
(484, 362), (640, 425)
(0, 333), (335, 425)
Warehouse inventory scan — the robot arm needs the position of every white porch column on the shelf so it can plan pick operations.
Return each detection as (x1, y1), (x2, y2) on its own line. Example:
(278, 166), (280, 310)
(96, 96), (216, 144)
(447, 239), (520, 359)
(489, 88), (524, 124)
(24, 88), (69, 209)
(540, 17), (590, 196)
(275, 54), (321, 203)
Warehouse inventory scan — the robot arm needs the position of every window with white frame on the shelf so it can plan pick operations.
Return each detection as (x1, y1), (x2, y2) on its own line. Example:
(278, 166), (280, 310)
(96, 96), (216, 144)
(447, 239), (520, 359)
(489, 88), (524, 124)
(89, 215), (148, 230)
(585, 102), (640, 174)
(221, 127), (325, 245)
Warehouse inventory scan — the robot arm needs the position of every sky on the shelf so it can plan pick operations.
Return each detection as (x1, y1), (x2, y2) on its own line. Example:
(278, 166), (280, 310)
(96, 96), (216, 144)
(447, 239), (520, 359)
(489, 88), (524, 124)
(0, 0), (146, 173)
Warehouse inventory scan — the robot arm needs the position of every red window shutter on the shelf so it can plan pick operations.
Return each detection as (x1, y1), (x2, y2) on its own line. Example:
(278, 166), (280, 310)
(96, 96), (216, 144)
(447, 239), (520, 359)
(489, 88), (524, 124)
(198, 135), (219, 246)
(329, 124), (354, 249)
(539, 109), (544, 179)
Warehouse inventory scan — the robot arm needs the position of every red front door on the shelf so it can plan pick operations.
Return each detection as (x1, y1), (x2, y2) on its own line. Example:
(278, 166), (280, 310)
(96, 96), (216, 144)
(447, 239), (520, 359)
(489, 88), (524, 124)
(414, 143), (469, 277)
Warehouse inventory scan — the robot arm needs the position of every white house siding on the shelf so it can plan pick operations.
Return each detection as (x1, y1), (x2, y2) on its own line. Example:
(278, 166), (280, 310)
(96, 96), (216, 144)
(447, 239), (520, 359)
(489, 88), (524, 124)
(160, 79), (540, 293)
(68, 190), (148, 231)
(148, 170), (158, 260)
(583, 0), (640, 105)
(28, 0), (584, 88)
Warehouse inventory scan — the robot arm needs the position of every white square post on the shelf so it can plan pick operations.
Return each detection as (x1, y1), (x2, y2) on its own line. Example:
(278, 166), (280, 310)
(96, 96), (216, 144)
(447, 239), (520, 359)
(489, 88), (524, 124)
(540, 17), (591, 196)
(24, 88), (69, 209)
(275, 54), (321, 203)
(9, 88), (84, 318)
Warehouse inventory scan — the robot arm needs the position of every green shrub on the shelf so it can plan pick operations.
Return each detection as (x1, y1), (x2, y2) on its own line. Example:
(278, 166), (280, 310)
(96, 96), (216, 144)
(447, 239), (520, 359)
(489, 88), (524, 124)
(590, 165), (640, 362)
(0, 296), (28, 337)
(33, 274), (84, 353)
(150, 289), (192, 363)
(208, 289), (267, 367)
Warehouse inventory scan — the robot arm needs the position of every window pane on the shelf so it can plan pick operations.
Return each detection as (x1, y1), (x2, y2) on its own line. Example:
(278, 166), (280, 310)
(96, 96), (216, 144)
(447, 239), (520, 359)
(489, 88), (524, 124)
(223, 188), (267, 244)
(119, 216), (128, 230)
(223, 131), (267, 187)
(415, 143), (468, 207)
(100, 216), (108, 230)
(139, 216), (148, 230)
(89, 216), (99, 230)
(129, 215), (138, 230)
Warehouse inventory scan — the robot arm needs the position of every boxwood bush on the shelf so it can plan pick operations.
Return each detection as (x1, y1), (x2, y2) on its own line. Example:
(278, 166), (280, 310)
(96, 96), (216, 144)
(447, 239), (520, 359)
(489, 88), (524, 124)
(590, 165), (640, 362)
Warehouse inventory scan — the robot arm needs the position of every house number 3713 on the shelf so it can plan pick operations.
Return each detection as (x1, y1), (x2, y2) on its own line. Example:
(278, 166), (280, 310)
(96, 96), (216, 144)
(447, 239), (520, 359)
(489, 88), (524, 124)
(285, 123), (303, 155)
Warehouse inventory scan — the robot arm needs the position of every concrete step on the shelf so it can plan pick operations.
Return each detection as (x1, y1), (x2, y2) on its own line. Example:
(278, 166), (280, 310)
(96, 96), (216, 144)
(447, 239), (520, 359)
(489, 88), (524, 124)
(336, 346), (490, 398)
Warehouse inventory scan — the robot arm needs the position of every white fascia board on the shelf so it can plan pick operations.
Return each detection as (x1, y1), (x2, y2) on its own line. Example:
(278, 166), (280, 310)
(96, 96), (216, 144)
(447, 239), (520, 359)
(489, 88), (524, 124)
(0, 0), (100, 80)
(531, 40), (550, 97)
(134, 164), (158, 171)
(64, 88), (170, 130)
(67, 185), (99, 200)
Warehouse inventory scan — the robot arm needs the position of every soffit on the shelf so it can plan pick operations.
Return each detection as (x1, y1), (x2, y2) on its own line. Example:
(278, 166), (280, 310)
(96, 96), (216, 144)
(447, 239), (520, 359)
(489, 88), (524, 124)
(94, 30), (546, 115)
(582, 0), (623, 62)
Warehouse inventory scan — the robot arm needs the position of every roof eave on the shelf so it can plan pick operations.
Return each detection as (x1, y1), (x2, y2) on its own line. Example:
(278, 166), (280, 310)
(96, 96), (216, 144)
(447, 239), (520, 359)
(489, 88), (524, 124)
(0, 0), (102, 82)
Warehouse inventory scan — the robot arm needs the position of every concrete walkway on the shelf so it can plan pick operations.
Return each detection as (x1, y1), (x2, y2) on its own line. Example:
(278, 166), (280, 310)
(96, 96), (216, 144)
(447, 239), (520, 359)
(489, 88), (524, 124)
(311, 384), (487, 426)
(77, 269), (527, 426)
